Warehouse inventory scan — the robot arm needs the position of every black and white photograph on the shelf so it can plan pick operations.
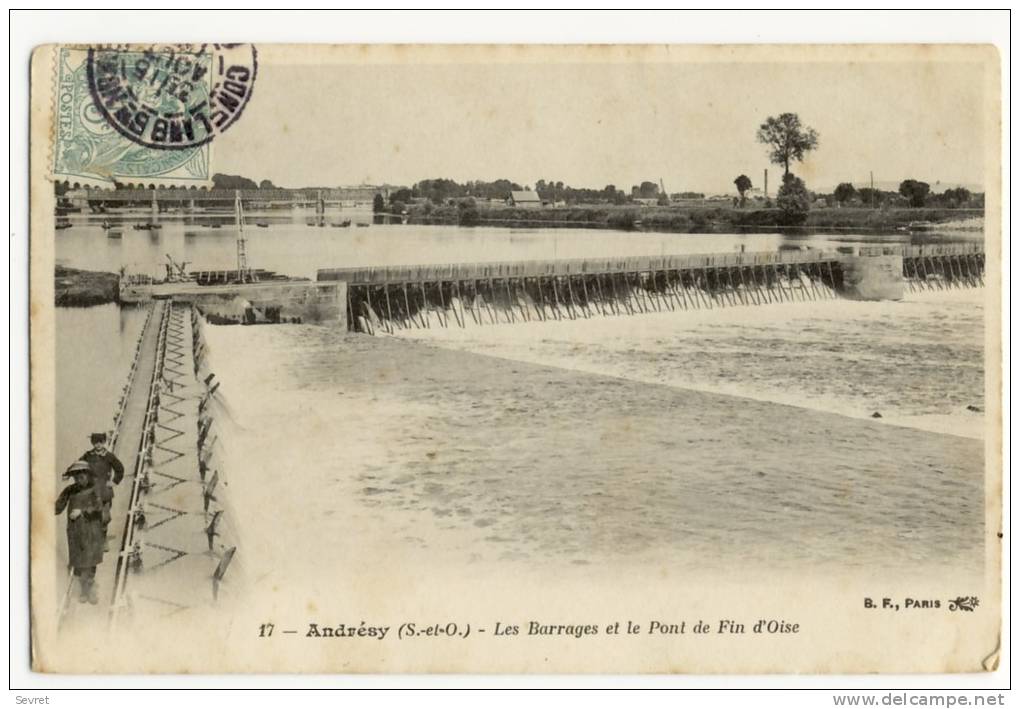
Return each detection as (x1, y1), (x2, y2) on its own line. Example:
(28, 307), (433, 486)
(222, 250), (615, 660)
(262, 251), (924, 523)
(23, 34), (1003, 679)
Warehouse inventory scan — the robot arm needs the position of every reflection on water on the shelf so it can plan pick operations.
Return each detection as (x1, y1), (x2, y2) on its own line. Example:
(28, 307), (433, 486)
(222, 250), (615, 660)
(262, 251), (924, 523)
(56, 208), (982, 281)
(55, 304), (148, 474)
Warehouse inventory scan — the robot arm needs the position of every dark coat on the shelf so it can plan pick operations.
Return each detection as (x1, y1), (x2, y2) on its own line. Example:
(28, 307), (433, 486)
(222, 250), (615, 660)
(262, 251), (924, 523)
(80, 449), (125, 503)
(55, 482), (105, 569)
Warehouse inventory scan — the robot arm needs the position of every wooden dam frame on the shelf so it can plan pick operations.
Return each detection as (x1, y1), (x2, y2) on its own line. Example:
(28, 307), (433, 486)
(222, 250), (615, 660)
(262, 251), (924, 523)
(317, 243), (985, 334)
(319, 250), (846, 334)
(900, 244), (986, 293)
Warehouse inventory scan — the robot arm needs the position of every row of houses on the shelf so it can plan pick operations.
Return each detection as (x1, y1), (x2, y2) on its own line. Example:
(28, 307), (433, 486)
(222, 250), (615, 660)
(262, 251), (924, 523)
(508, 191), (775, 207)
(444, 191), (777, 208)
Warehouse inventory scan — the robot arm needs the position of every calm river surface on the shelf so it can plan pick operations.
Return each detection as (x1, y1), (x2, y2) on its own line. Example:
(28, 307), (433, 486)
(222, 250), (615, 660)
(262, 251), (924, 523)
(56, 206), (980, 279)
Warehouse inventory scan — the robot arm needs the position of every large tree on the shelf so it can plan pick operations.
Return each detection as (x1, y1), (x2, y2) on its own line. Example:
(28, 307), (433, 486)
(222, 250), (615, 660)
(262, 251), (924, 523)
(756, 113), (820, 177)
(733, 174), (753, 206)
(898, 179), (930, 208)
(833, 182), (857, 206)
(777, 173), (811, 225)
(635, 181), (659, 199)
(390, 187), (412, 204)
(858, 187), (882, 207)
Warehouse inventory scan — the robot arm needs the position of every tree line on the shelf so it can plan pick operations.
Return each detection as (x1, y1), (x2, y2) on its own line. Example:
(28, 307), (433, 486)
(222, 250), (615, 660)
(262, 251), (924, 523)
(391, 179), (633, 206)
(739, 112), (981, 221)
(829, 181), (980, 209)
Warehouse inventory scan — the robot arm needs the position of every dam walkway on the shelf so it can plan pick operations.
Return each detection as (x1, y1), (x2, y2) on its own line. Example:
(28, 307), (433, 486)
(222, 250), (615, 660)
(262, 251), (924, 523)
(58, 300), (239, 633)
(58, 303), (159, 631)
(317, 243), (985, 335)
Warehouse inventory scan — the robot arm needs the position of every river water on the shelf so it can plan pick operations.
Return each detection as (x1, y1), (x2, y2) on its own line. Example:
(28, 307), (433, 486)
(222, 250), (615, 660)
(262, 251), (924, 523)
(55, 304), (148, 470)
(56, 207), (979, 279)
(52, 213), (987, 573)
(198, 311), (984, 577)
(391, 288), (986, 439)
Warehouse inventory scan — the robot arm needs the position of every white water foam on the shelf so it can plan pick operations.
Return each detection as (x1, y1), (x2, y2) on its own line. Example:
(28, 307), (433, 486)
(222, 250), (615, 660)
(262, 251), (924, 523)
(390, 287), (986, 440)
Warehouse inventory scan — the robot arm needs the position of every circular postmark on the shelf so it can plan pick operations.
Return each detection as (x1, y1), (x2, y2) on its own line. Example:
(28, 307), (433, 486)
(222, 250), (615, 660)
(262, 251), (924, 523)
(86, 43), (257, 150)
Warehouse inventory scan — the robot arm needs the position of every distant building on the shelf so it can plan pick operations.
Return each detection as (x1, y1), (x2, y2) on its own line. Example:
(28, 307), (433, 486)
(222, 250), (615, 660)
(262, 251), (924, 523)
(508, 190), (542, 207)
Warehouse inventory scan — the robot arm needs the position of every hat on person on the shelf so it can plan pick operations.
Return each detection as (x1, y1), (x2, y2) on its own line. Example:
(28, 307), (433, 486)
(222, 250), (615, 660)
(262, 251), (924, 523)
(90, 432), (107, 444)
(63, 461), (93, 478)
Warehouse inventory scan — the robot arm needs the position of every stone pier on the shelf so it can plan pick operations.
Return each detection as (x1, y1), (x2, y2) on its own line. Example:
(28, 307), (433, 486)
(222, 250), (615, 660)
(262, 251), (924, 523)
(838, 247), (905, 301)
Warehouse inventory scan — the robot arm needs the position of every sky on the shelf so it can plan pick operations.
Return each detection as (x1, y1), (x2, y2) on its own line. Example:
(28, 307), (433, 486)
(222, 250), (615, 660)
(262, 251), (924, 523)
(214, 46), (992, 195)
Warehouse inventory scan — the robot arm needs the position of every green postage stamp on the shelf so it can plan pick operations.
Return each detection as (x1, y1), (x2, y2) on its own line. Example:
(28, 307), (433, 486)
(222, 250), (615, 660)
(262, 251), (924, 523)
(50, 44), (256, 187)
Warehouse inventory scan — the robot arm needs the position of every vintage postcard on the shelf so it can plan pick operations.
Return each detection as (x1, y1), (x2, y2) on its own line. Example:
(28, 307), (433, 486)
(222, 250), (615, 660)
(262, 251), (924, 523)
(29, 43), (1002, 674)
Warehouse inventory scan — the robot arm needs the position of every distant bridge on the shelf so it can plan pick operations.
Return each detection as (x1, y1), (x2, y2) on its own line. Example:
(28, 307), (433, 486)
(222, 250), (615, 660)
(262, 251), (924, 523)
(64, 187), (385, 206)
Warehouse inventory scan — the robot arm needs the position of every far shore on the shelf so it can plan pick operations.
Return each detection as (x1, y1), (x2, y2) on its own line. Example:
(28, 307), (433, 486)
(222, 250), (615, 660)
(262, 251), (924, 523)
(403, 203), (985, 235)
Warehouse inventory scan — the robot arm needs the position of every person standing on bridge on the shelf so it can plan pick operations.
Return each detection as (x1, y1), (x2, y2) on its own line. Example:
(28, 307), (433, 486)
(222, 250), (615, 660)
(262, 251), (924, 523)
(55, 461), (105, 604)
(80, 432), (124, 550)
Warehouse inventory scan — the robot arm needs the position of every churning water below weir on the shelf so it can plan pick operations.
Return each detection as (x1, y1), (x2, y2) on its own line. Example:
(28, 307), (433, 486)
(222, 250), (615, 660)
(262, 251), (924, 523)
(195, 284), (985, 581)
(390, 286), (986, 440)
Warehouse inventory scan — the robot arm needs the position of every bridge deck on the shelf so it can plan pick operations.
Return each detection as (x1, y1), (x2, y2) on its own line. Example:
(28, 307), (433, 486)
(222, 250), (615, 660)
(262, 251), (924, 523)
(57, 303), (160, 631)
(317, 243), (984, 333)
(317, 243), (983, 286)
(65, 187), (379, 203)
(318, 249), (843, 285)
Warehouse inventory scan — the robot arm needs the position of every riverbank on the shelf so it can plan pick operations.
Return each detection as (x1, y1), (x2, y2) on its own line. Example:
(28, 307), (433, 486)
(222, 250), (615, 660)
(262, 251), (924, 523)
(54, 266), (119, 306)
(405, 203), (984, 234)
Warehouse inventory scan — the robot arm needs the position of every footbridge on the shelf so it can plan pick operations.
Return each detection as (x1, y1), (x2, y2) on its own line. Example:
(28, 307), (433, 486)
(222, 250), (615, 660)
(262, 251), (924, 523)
(58, 300), (240, 633)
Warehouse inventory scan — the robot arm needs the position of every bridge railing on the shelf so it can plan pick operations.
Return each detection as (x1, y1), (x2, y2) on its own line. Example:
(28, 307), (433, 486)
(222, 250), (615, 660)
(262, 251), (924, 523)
(900, 243), (984, 258)
(67, 188), (381, 203)
(318, 249), (842, 285)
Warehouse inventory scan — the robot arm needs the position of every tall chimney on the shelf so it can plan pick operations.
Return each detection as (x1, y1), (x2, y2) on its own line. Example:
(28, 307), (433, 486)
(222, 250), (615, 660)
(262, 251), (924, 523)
(764, 169), (769, 198)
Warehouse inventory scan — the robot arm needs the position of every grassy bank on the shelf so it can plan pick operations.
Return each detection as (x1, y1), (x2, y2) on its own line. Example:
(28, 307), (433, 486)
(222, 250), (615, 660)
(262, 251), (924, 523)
(55, 266), (119, 307)
(406, 203), (983, 233)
